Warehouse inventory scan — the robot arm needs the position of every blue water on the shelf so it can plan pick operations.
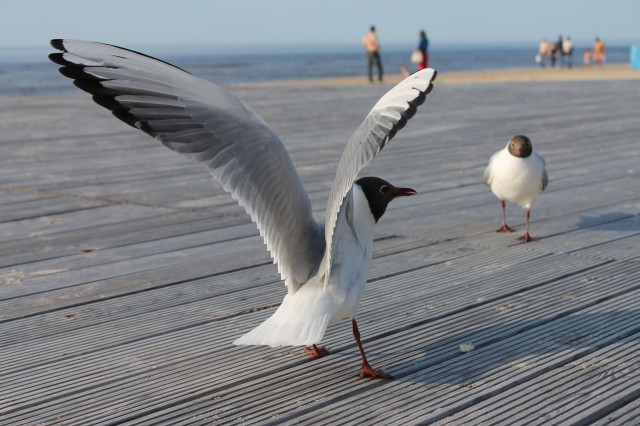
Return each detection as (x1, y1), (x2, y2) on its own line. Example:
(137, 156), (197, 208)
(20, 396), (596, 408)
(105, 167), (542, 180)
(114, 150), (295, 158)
(0, 44), (632, 97)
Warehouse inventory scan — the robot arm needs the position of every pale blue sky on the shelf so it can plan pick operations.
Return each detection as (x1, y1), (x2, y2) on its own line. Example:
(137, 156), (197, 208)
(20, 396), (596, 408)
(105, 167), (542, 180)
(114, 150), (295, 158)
(2, 0), (638, 52)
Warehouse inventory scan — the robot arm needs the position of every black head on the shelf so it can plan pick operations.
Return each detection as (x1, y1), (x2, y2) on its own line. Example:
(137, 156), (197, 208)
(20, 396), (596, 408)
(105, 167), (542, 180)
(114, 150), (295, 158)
(355, 177), (417, 223)
(507, 135), (533, 158)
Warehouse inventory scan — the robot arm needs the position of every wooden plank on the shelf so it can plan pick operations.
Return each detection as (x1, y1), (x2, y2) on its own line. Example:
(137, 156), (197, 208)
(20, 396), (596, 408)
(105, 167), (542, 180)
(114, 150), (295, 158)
(1, 252), (636, 422)
(444, 334), (640, 424)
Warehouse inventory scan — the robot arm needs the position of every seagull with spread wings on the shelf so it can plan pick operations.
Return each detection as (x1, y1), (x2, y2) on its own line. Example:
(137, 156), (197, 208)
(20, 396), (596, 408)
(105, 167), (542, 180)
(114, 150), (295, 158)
(49, 40), (436, 378)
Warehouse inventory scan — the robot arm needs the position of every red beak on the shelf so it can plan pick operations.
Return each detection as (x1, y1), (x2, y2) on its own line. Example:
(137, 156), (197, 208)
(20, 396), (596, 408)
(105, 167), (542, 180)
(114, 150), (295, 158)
(393, 187), (417, 197)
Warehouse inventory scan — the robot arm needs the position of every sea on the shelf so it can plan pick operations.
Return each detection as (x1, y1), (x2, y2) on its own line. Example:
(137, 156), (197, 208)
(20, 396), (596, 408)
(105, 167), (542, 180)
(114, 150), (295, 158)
(0, 43), (633, 97)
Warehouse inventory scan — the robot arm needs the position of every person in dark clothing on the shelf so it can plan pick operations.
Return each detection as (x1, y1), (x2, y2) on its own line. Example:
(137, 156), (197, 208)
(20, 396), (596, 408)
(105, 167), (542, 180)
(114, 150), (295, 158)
(417, 30), (429, 70)
(555, 35), (564, 68)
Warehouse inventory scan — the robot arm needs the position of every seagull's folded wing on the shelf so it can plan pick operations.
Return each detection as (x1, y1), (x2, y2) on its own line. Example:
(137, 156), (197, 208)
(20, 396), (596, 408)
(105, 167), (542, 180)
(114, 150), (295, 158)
(318, 68), (437, 283)
(49, 39), (324, 290)
(536, 153), (549, 191)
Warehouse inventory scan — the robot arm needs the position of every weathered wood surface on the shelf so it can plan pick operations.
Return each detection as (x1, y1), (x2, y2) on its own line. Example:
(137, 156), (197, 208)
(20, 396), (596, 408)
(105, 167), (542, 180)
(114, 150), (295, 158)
(0, 78), (639, 425)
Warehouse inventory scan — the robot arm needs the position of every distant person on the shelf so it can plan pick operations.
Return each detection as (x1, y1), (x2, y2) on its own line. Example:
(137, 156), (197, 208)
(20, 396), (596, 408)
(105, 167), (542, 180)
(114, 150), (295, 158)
(537, 38), (549, 67)
(584, 48), (593, 67)
(555, 35), (564, 68)
(562, 36), (574, 68)
(401, 65), (411, 77)
(363, 25), (383, 82)
(549, 42), (558, 67)
(593, 37), (606, 67)
(545, 41), (553, 66)
(417, 30), (429, 70)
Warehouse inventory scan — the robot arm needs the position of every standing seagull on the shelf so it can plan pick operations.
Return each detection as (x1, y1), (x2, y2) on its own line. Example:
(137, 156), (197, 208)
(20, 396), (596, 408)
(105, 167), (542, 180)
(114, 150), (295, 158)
(484, 135), (548, 242)
(49, 40), (436, 378)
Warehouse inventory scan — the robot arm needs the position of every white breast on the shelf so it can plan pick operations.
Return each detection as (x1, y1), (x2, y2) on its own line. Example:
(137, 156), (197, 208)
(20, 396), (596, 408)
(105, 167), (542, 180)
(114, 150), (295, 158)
(325, 185), (376, 323)
(487, 149), (545, 208)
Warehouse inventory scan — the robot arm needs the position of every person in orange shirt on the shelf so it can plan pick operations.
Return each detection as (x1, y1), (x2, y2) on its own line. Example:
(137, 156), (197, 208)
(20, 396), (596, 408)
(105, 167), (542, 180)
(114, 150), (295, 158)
(593, 37), (606, 67)
(363, 26), (383, 82)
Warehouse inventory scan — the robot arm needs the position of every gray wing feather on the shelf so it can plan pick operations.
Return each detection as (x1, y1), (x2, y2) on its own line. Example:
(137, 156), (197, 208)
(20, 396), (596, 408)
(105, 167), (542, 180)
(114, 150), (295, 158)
(536, 153), (548, 190)
(318, 69), (437, 282)
(483, 166), (492, 187)
(541, 169), (549, 191)
(49, 39), (323, 291)
(484, 151), (499, 187)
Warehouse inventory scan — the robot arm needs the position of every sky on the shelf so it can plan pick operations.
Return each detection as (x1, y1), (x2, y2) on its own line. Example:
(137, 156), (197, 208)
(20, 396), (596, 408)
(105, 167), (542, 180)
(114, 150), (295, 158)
(2, 0), (638, 53)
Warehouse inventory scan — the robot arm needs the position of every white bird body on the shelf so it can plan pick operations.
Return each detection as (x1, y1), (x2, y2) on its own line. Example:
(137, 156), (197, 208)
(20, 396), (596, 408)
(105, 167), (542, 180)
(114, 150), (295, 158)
(485, 146), (546, 208)
(49, 39), (436, 377)
(484, 135), (548, 242)
(234, 185), (374, 346)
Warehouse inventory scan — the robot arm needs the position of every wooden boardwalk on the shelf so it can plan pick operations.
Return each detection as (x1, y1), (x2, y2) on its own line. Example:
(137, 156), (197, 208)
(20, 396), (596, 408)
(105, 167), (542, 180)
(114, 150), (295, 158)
(1, 77), (639, 424)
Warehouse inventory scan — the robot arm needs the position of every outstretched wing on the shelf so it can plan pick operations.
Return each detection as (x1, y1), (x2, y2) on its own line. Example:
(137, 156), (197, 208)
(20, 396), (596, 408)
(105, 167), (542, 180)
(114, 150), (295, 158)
(318, 68), (437, 282)
(49, 39), (324, 291)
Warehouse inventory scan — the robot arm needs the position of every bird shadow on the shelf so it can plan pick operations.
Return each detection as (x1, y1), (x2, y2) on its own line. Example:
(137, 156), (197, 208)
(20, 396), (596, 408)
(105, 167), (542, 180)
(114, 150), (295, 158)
(382, 310), (640, 384)
(576, 212), (639, 231)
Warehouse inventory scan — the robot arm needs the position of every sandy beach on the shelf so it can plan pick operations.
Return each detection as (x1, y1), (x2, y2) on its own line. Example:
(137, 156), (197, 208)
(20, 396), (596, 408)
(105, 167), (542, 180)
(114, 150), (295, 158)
(238, 63), (639, 87)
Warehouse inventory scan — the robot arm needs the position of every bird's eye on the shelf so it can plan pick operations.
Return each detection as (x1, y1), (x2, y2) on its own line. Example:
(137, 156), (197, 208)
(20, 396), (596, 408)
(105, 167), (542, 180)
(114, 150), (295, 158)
(379, 185), (388, 194)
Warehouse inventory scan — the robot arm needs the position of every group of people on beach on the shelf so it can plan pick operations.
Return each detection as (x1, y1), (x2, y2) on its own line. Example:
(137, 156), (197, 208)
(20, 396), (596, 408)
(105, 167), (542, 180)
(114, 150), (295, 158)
(537, 36), (606, 68)
(363, 27), (609, 81)
(362, 26), (429, 83)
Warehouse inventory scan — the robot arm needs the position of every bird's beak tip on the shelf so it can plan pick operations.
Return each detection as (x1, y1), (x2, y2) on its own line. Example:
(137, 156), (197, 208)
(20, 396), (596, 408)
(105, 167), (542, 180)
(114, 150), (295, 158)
(395, 187), (417, 197)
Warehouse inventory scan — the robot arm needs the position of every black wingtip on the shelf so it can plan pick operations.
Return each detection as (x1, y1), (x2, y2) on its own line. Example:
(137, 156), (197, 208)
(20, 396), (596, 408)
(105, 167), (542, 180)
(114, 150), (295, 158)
(48, 52), (64, 65)
(49, 52), (78, 68)
(50, 39), (65, 51)
(382, 68), (436, 146)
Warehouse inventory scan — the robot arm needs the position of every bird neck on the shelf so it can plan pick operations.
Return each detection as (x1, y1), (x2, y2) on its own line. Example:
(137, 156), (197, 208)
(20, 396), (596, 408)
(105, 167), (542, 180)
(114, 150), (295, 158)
(349, 185), (377, 242)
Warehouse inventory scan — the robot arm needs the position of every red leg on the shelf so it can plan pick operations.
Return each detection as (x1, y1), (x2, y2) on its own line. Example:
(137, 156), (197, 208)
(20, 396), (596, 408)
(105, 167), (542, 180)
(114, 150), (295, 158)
(352, 318), (393, 379)
(517, 207), (538, 242)
(497, 200), (516, 233)
(304, 344), (330, 358)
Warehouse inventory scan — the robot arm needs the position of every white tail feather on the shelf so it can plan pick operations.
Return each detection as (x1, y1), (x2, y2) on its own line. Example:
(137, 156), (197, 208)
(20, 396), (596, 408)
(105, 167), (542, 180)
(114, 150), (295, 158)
(233, 283), (334, 347)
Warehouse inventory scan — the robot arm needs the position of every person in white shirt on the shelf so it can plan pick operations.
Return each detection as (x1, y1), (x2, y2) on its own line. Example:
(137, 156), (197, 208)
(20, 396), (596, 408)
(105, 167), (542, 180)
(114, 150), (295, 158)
(562, 36), (574, 69)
